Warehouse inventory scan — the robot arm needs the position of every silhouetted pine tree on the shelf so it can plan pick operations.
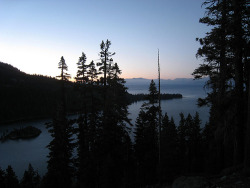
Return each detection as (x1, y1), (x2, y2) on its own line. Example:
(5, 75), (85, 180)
(0, 167), (5, 188)
(134, 80), (159, 186)
(20, 164), (40, 188)
(75, 52), (92, 188)
(76, 101), (102, 188)
(146, 80), (158, 104)
(76, 114), (91, 188)
(246, 66), (250, 169)
(97, 59), (133, 188)
(57, 56), (71, 82)
(186, 112), (202, 172)
(97, 39), (115, 87)
(45, 57), (74, 188)
(76, 52), (89, 84)
(75, 52), (99, 188)
(202, 122), (217, 173)
(87, 60), (99, 84)
(177, 112), (187, 172)
(184, 114), (195, 172)
(193, 0), (250, 171)
(75, 89), (102, 188)
(177, 113), (202, 173)
(75, 42), (133, 188)
(5, 165), (19, 188)
(160, 113), (179, 182)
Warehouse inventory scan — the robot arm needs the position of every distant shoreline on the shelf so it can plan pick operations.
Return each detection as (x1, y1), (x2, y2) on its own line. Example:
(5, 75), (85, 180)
(0, 92), (183, 126)
(127, 93), (182, 104)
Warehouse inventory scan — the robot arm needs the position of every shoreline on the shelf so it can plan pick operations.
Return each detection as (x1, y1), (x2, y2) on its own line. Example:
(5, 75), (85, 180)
(1, 92), (183, 126)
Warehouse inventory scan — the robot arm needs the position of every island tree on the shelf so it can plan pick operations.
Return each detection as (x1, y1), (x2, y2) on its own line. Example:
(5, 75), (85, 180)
(134, 80), (159, 186)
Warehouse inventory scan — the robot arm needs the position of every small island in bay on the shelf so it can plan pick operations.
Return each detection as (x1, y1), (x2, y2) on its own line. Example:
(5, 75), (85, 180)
(127, 93), (182, 104)
(0, 126), (41, 142)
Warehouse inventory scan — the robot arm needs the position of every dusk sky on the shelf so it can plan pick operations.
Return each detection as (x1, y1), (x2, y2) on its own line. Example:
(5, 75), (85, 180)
(0, 0), (208, 79)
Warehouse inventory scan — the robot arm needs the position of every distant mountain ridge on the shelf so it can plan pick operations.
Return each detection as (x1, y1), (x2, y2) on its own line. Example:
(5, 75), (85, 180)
(125, 77), (209, 86)
(0, 61), (208, 86)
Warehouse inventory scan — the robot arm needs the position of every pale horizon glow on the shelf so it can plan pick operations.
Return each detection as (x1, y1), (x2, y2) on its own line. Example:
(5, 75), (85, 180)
(0, 0), (207, 80)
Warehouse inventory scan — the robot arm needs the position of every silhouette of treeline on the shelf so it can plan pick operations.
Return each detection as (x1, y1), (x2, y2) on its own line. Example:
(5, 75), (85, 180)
(1, 0), (250, 187)
(192, 0), (250, 174)
(126, 93), (182, 104)
(133, 80), (204, 186)
(40, 38), (206, 188)
(0, 109), (204, 188)
(0, 61), (182, 124)
(42, 40), (134, 188)
(42, 0), (249, 186)
(0, 164), (41, 188)
(0, 71), (204, 187)
(0, 62), (82, 124)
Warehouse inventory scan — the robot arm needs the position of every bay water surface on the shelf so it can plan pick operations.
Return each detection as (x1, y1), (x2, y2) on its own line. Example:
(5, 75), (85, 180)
(0, 83), (210, 178)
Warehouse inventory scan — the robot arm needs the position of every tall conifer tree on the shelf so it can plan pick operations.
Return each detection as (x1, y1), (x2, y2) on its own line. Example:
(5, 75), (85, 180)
(45, 57), (74, 188)
(0, 167), (5, 188)
(97, 39), (115, 86)
(134, 80), (159, 186)
(5, 165), (19, 188)
(193, 0), (250, 170)
(76, 52), (89, 84)
(160, 114), (178, 182)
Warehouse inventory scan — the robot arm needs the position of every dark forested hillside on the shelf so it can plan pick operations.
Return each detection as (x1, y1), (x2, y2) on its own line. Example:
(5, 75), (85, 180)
(0, 62), (80, 124)
(0, 61), (60, 88)
(0, 62), (183, 124)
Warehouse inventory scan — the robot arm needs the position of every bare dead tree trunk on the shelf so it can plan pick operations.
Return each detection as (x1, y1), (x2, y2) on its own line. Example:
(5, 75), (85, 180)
(158, 49), (162, 182)
(244, 58), (250, 169)
(233, 0), (245, 165)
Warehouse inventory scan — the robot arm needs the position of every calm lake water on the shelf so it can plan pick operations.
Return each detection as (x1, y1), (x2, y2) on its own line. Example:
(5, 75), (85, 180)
(0, 84), (210, 178)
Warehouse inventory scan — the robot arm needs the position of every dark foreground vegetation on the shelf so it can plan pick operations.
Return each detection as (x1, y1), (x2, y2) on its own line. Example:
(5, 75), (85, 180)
(0, 0), (250, 187)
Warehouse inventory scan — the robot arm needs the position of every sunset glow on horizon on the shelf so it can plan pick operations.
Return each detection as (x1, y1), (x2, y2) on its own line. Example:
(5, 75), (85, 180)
(0, 0), (207, 80)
